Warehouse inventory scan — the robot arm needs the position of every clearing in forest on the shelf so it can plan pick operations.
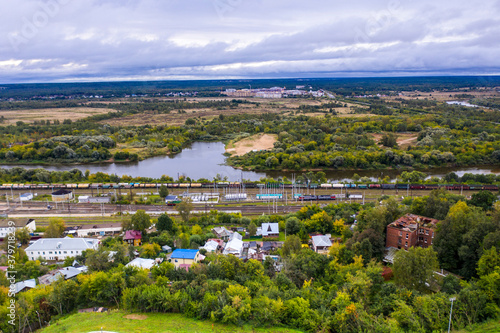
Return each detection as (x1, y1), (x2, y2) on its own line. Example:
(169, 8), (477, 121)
(371, 132), (419, 148)
(226, 133), (278, 156)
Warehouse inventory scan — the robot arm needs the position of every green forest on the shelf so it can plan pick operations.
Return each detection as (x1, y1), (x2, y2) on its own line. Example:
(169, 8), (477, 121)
(0, 97), (500, 171)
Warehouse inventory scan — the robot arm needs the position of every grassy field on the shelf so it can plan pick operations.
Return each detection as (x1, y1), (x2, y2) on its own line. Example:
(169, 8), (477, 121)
(0, 107), (113, 125)
(39, 311), (303, 333)
(100, 100), (284, 127)
(96, 97), (375, 127)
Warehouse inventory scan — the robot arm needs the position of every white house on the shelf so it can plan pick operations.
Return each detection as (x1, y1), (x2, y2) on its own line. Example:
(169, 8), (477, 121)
(261, 223), (279, 238)
(126, 258), (156, 270)
(231, 232), (243, 241)
(201, 240), (219, 253)
(0, 219), (36, 238)
(223, 233), (244, 256)
(311, 235), (332, 254)
(25, 237), (100, 261)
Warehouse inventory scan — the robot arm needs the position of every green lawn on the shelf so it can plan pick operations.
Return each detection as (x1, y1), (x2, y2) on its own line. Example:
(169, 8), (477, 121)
(40, 311), (303, 333)
(455, 319), (500, 333)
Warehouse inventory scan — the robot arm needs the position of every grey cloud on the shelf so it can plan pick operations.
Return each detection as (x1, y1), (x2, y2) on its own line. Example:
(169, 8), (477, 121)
(0, 0), (499, 83)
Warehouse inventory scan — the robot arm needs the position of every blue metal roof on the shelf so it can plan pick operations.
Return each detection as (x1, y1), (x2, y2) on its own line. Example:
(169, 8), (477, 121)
(170, 249), (198, 260)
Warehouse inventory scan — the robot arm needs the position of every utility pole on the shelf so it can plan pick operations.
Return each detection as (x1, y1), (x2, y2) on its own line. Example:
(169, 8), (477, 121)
(448, 297), (456, 333)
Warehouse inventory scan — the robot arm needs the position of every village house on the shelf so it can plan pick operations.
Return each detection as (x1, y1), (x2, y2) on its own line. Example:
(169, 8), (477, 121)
(126, 258), (156, 270)
(12, 279), (36, 294)
(223, 232), (243, 256)
(260, 222), (279, 238)
(124, 230), (142, 246)
(212, 226), (232, 241)
(311, 235), (333, 254)
(0, 218), (36, 239)
(39, 266), (87, 285)
(201, 239), (221, 253)
(170, 249), (200, 270)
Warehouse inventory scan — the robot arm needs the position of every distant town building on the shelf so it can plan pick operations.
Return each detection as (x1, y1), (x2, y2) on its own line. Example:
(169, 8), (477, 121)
(385, 214), (439, 250)
(255, 91), (282, 99)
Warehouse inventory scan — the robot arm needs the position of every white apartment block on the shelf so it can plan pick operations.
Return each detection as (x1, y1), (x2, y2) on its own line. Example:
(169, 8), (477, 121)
(26, 237), (100, 261)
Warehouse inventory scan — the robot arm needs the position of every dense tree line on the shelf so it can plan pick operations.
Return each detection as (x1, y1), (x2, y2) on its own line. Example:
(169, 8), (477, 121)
(1, 167), (500, 186)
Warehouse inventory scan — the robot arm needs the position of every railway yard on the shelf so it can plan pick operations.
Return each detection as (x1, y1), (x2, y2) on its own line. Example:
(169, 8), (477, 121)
(0, 183), (494, 226)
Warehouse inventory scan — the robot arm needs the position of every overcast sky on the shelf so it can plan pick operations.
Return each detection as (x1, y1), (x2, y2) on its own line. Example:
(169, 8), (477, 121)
(0, 0), (499, 83)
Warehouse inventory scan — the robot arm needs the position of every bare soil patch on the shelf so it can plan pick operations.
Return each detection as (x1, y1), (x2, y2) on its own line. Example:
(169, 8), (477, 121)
(0, 107), (113, 125)
(124, 314), (148, 320)
(371, 132), (418, 148)
(226, 133), (278, 156)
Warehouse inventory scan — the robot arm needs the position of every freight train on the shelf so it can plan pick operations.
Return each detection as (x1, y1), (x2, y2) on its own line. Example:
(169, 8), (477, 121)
(0, 182), (498, 191)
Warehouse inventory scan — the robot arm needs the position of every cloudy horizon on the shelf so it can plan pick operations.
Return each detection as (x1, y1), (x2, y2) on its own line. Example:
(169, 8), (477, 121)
(1, 0), (500, 84)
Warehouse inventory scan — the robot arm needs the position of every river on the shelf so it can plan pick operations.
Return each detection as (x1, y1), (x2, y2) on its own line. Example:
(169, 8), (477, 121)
(1, 142), (499, 182)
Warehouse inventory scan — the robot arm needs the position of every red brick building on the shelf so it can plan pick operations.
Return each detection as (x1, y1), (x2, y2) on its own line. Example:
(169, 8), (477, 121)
(386, 214), (438, 250)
